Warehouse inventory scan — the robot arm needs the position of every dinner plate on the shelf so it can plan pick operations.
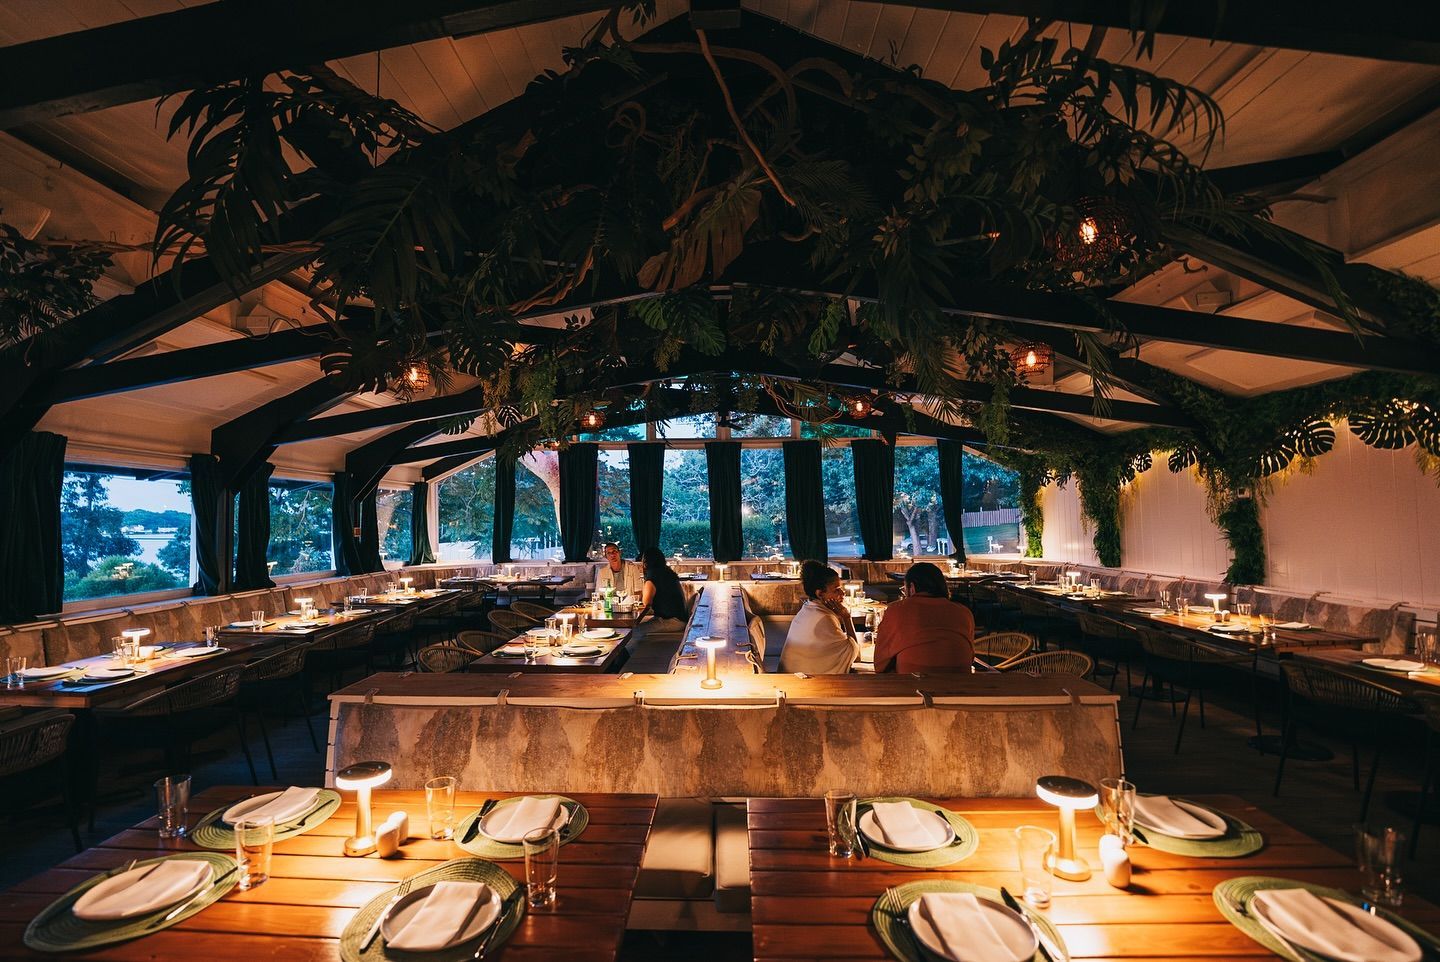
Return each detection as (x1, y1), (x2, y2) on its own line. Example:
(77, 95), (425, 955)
(478, 800), (569, 843)
(380, 882), (502, 949)
(525, 627), (558, 638)
(81, 666), (135, 681)
(1363, 657), (1426, 672)
(20, 665), (76, 679)
(1208, 624), (1255, 634)
(494, 646), (528, 657)
(172, 646), (227, 658)
(221, 789), (319, 826)
(560, 644), (603, 657)
(1276, 621), (1312, 630)
(582, 628), (617, 640)
(71, 860), (213, 921)
(1133, 797), (1228, 839)
(229, 620), (274, 629)
(858, 807), (955, 852)
(906, 895), (1036, 962)
(1250, 891), (1420, 962)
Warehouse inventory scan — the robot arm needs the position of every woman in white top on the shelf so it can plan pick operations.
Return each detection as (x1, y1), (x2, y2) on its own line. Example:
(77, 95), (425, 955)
(778, 560), (860, 675)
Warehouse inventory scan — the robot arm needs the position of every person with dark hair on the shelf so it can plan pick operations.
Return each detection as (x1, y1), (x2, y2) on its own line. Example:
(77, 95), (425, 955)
(874, 561), (974, 673)
(597, 541), (643, 596)
(638, 546), (688, 623)
(779, 559), (860, 674)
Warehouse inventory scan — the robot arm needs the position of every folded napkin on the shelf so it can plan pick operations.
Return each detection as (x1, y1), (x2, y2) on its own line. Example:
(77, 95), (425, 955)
(1253, 888), (1421, 962)
(917, 892), (1021, 962)
(870, 801), (946, 849)
(224, 786), (320, 826)
(1132, 607), (1167, 615)
(1133, 795), (1225, 838)
(497, 644), (527, 656)
(1276, 621), (1312, 630)
(486, 796), (562, 842)
(386, 881), (493, 953)
(72, 859), (212, 920)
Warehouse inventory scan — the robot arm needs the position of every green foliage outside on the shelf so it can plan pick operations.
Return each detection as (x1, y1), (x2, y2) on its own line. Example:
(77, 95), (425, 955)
(437, 460), (495, 559)
(377, 488), (412, 562)
(65, 555), (182, 600)
(268, 484), (334, 574)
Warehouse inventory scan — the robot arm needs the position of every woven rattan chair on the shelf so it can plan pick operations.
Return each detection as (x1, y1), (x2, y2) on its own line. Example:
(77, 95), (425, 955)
(488, 609), (539, 639)
(417, 644), (480, 673)
(371, 607), (420, 670)
(1411, 694), (1440, 856)
(455, 630), (509, 654)
(1275, 661), (1420, 819)
(973, 632), (1035, 669)
(0, 710), (79, 850)
(307, 621), (377, 693)
(1074, 611), (1136, 691)
(1002, 649), (1094, 679)
(1132, 626), (1250, 753)
(509, 600), (558, 620)
(239, 643), (317, 779)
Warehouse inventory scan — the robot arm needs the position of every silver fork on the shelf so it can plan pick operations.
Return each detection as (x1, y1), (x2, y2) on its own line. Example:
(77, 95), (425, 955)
(880, 888), (922, 960)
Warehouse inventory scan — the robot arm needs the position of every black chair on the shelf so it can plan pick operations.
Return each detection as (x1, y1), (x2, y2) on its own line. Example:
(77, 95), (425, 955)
(370, 607), (421, 670)
(1411, 694), (1440, 856)
(239, 643), (317, 780)
(306, 622), (378, 693)
(0, 710), (80, 851)
(97, 665), (257, 784)
(1132, 627), (1249, 753)
(1074, 611), (1135, 691)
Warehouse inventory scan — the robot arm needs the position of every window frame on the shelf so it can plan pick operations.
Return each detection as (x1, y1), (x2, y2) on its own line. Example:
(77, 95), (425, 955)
(266, 476), (337, 579)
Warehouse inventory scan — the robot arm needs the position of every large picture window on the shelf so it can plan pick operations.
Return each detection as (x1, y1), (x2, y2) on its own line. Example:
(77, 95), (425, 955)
(963, 452), (1024, 555)
(892, 445), (949, 556)
(437, 460), (493, 562)
(739, 448), (788, 557)
(821, 447), (861, 557)
(660, 448), (711, 558)
(515, 452), (561, 560)
(376, 488), (412, 565)
(595, 448), (634, 558)
(61, 466), (192, 602)
(268, 479), (334, 575)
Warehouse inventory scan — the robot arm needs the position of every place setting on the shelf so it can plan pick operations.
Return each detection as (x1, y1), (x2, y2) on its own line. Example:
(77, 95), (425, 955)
(1098, 778), (1264, 858)
(453, 794), (587, 859)
(870, 881), (1067, 962)
(189, 784), (341, 849)
(845, 794), (979, 867)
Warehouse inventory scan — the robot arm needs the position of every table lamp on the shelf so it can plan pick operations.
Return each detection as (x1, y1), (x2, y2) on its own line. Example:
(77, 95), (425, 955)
(295, 597), (314, 621)
(1066, 571), (1081, 589)
(717, 563), (729, 582)
(400, 577), (414, 594)
(1204, 592), (1228, 618)
(1035, 774), (1099, 881)
(121, 628), (150, 646)
(697, 637), (726, 690)
(336, 760), (393, 856)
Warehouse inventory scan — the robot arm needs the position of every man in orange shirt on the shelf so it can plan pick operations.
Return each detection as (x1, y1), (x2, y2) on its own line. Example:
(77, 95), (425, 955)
(874, 562), (975, 673)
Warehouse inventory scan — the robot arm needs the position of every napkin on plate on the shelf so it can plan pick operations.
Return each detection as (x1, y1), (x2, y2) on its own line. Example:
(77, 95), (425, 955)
(1133, 795), (1225, 838)
(1252, 888), (1421, 962)
(916, 892), (1021, 962)
(385, 881), (493, 952)
(870, 801), (945, 849)
(497, 644), (527, 656)
(1276, 621), (1312, 630)
(72, 860), (213, 921)
(486, 796), (562, 841)
(223, 786), (320, 826)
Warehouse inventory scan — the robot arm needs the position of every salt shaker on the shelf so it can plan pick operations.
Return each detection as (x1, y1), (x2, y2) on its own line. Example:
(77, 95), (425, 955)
(1099, 833), (1131, 888)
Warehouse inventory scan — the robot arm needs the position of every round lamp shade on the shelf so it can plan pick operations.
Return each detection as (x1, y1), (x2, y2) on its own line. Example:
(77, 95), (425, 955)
(1035, 774), (1099, 809)
(696, 637), (727, 650)
(336, 760), (394, 791)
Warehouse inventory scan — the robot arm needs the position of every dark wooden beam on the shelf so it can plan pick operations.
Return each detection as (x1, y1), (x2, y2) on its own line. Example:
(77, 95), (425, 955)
(211, 378), (355, 490)
(1205, 152), (1346, 196)
(422, 452), (490, 481)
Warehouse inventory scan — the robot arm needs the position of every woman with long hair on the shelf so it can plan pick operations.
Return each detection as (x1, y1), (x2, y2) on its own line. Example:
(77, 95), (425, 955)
(777, 560), (860, 674)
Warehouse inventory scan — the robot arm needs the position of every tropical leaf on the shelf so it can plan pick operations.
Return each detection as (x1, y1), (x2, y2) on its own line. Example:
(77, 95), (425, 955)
(1411, 402), (1440, 456)
(1349, 402), (1417, 450)
(1167, 443), (1198, 473)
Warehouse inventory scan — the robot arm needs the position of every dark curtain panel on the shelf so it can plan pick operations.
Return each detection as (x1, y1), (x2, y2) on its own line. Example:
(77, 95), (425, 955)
(937, 439), (967, 562)
(705, 441), (743, 562)
(851, 439), (895, 560)
(626, 442), (664, 556)
(408, 481), (436, 565)
(332, 472), (365, 576)
(558, 443), (600, 562)
(188, 453), (228, 595)
(233, 462), (275, 590)
(359, 490), (383, 572)
(782, 440), (827, 562)
(0, 431), (67, 621)
(492, 455), (516, 564)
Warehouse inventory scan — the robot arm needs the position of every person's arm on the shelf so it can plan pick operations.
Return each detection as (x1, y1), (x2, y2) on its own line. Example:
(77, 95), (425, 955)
(873, 607), (898, 673)
(823, 597), (858, 640)
(641, 578), (656, 610)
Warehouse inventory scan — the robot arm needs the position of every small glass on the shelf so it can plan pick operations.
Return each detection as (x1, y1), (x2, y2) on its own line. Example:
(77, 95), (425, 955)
(1356, 824), (1405, 906)
(1016, 825), (1056, 908)
(235, 816), (275, 890)
(1235, 602), (1253, 618)
(1177, 599), (1190, 620)
(523, 827), (560, 908)
(250, 609), (265, 632)
(1159, 589), (1171, 611)
(425, 775), (457, 840)
(824, 790), (857, 858)
(204, 627), (218, 649)
(155, 775), (191, 839)
(1099, 777), (1136, 844)
(1414, 627), (1438, 667)
(5, 655), (27, 689)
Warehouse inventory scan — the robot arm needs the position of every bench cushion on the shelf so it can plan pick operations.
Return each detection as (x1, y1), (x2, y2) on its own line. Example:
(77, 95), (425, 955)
(636, 797), (715, 900)
(713, 801), (750, 914)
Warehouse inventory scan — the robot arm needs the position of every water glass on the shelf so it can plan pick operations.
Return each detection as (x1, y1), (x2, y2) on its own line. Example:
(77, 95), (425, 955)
(155, 775), (191, 839)
(250, 609), (265, 632)
(1099, 777), (1136, 843)
(1178, 599), (1190, 619)
(234, 816), (275, 890)
(1356, 824), (1405, 906)
(204, 627), (218, 649)
(5, 655), (26, 688)
(523, 827), (560, 907)
(425, 775), (457, 840)
(1235, 602), (1253, 618)
(1159, 589), (1171, 610)
(1414, 627), (1438, 667)
(1016, 825), (1056, 908)
(824, 790), (857, 858)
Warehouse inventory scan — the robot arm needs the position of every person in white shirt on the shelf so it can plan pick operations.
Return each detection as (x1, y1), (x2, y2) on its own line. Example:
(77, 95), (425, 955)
(778, 560), (860, 675)
(596, 542), (644, 597)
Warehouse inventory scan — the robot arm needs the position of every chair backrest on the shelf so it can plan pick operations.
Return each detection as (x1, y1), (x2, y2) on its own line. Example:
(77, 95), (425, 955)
(973, 632), (1035, 667)
(455, 630), (508, 654)
(0, 710), (74, 778)
(377, 607), (418, 634)
(509, 601), (557, 620)
(1135, 626), (1192, 662)
(1280, 661), (1418, 715)
(417, 644), (479, 673)
(488, 609), (538, 638)
(123, 665), (245, 717)
(241, 643), (311, 683)
(1003, 649), (1094, 679)
(327, 622), (377, 651)
(1076, 612), (1134, 641)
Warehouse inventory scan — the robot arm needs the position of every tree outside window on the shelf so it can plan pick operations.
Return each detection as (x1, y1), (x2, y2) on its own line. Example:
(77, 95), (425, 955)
(376, 488), (412, 564)
(61, 469), (191, 601)
(268, 481), (334, 574)
(437, 460), (494, 561)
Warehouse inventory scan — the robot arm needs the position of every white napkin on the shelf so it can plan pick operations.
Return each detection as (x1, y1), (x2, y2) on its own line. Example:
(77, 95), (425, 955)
(1276, 621), (1312, 630)
(486, 796), (562, 842)
(870, 802), (945, 849)
(386, 881), (492, 952)
(1253, 888), (1421, 962)
(72, 860), (212, 920)
(916, 892), (1018, 962)
(1133, 795), (1224, 838)
(223, 786), (320, 826)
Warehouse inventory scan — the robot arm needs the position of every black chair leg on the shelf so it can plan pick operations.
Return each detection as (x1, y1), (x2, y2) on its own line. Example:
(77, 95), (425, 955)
(1361, 744), (1384, 822)
(1273, 717), (1295, 796)
(256, 710), (278, 781)
(1197, 687), (1207, 729)
(1131, 669), (1150, 730)
(1352, 742), (1362, 791)
(298, 677), (319, 752)
(235, 709), (259, 785)
(1412, 733), (1435, 858)
(60, 755), (82, 852)
(1175, 689), (1193, 755)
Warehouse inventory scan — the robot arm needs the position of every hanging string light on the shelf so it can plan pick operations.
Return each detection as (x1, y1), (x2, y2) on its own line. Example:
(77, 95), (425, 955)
(1052, 196), (1140, 272)
(1010, 342), (1053, 379)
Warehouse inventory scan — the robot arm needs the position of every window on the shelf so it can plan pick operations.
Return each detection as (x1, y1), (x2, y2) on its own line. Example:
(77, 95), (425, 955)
(655, 413), (716, 439)
(963, 453), (1024, 556)
(660, 448), (711, 558)
(376, 488), (412, 566)
(437, 460), (493, 562)
(61, 466), (192, 602)
(740, 448), (788, 557)
(821, 446), (861, 557)
(730, 414), (792, 439)
(268, 480), (334, 575)
(579, 423), (645, 442)
(595, 448), (635, 558)
(800, 421), (873, 439)
(892, 444), (949, 556)
(514, 451), (561, 560)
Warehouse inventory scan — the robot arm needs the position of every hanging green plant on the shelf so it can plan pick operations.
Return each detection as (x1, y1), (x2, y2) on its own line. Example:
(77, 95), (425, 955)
(1349, 401), (1419, 449)
(1217, 496), (1265, 585)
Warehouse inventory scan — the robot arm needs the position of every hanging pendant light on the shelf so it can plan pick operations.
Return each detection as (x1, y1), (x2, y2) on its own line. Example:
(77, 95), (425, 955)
(391, 361), (432, 401)
(1011, 342), (1053, 379)
(1052, 196), (1140, 272)
(579, 406), (607, 431)
(845, 395), (875, 418)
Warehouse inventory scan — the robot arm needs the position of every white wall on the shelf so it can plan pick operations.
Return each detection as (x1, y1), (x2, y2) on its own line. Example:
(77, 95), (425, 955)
(1038, 482), (1100, 566)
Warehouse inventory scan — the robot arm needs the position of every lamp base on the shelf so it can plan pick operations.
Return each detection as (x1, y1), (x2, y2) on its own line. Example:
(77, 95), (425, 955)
(700, 678), (723, 690)
(1046, 853), (1091, 881)
(344, 835), (377, 857)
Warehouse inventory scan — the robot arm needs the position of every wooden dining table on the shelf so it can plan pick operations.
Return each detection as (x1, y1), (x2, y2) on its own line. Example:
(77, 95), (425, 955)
(0, 784), (658, 962)
(748, 794), (1440, 961)
(214, 607), (390, 645)
(1113, 608), (1376, 654)
(1297, 647), (1440, 695)
(465, 630), (631, 674)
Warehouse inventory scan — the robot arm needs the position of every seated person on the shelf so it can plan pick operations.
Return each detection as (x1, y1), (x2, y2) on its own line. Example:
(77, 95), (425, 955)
(638, 546), (689, 625)
(874, 562), (975, 673)
(596, 541), (644, 596)
(779, 560), (860, 675)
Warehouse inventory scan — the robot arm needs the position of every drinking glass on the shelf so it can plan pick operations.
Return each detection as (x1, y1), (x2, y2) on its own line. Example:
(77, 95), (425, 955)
(1356, 824), (1405, 906)
(204, 627), (218, 649)
(155, 775), (190, 839)
(1099, 777), (1136, 844)
(544, 616), (559, 644)
(824, 790), (857, 858)
(1235, 602), (1253, 618)
(1414, 627), (1438, 667)
(425, 775), (457, 840)
(235, 816), (274, 890)
(1016, 825), (1056, 908)
(1159, 589), (1171, 611)
(523, 827), (560, 908)
(250, 609), (265, 632)
(1178, 599), (1190, 619)
(5, 655), (26, 688)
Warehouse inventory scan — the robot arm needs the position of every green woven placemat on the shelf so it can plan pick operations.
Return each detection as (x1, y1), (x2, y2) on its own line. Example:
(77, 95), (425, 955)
(24, 852), (237, 953)
(1101, 796), (1263, 858)
(857, 797), (979, 867)
(872, 881), (1064, 962)
(1213, 876), (1440, 962)
(453, 795), (587, 860)
(339, 857), (525, 962)
(190, 790), (341, 850)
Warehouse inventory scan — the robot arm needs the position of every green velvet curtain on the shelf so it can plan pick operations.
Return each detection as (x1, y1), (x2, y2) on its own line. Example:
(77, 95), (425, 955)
(626, 442), (663, 555)
(937, 439), (967, 562)
(0, 431), (67, 621)
(359, 490), (383, 572)
(782, 440), (827, 562)
(408, 481), (436, 565)
(492, 455), (516, 564)
(332, 472), (365, 576)
(188, 453), (229, 595)
(705, 441), (743, 562)
(233, 462), (275, 589)
(851, 439), (895, 560)
(559, 443), (600, 562)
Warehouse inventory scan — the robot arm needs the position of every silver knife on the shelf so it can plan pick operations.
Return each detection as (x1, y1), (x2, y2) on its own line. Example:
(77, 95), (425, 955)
(471, 886), (524, 960)
(1000, 886), (1067, 962)
(154, 865), (237, 926)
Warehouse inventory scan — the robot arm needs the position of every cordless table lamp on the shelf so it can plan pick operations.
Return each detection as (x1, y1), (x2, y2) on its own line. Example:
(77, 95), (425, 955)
(336, 760), (393, 856)
(697, 637), (726, 690)
(1036, 774), (1099, 881)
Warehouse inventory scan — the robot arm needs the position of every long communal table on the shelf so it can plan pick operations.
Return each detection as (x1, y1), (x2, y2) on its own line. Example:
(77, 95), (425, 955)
(465, 630), (631, 674)
(1298, 646), (1440, 696)
(0, 785), (658, 962)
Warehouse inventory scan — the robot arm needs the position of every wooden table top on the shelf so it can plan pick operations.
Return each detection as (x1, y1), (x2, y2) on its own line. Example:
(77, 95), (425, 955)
(747, 794), (1440, 961)
(1297, 647), (1440, 695)
(558, 606), (637, 629)
(215, 607), (388, 642)
(0, 785), (657, 962)
(466, 632), (631, 674)
(348, 588), (465, 607)
(1114, 609), (1374, 651)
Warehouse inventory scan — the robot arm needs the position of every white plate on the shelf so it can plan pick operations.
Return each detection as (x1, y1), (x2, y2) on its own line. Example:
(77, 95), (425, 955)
(1276, 621), (1312, 630)
(560, 644), (603, 657)
(906, 895), (1036, 962)
(1250, 891), (1421, 962)
(172, 646), (228, 658)
(1134, 797), (1228, 839)
(478, 800), (569, 843)
(582, 628), (617, 640)
(82, 666), (135, 681)
(1208, 624), (1254, 634)
(494, 647), (528, 657)
(221, 789), (319, 826)
(1363, 657), (1426, 672)
(858, 807), (955, 852)
(20, 665), (76, 679)
(380, 882), (502, 949)
(526, 627), (558, 638)
(71, 860), (213, 920)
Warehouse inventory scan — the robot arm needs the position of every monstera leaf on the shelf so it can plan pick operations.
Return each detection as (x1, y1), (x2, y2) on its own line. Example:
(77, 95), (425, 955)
(1256, 419), (1336, 477)
(1349, 402), (1417, 449)
(1167, 443), (1198, 473)
(1408, 402), (1440, 456)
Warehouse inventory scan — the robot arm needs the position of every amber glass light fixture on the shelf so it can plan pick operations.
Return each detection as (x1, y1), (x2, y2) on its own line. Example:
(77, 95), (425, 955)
(579, 407), (606, 431)
(391, 362), (432, 401)
(1052, 196), (1137, 272)
(845, 395), (874, 418)
(1011, 343), (1053, 379)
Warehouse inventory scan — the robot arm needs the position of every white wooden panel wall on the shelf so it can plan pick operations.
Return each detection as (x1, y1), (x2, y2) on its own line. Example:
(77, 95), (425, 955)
(1038, 482), (1100, 566)
(1118, 463), (1229, 581)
